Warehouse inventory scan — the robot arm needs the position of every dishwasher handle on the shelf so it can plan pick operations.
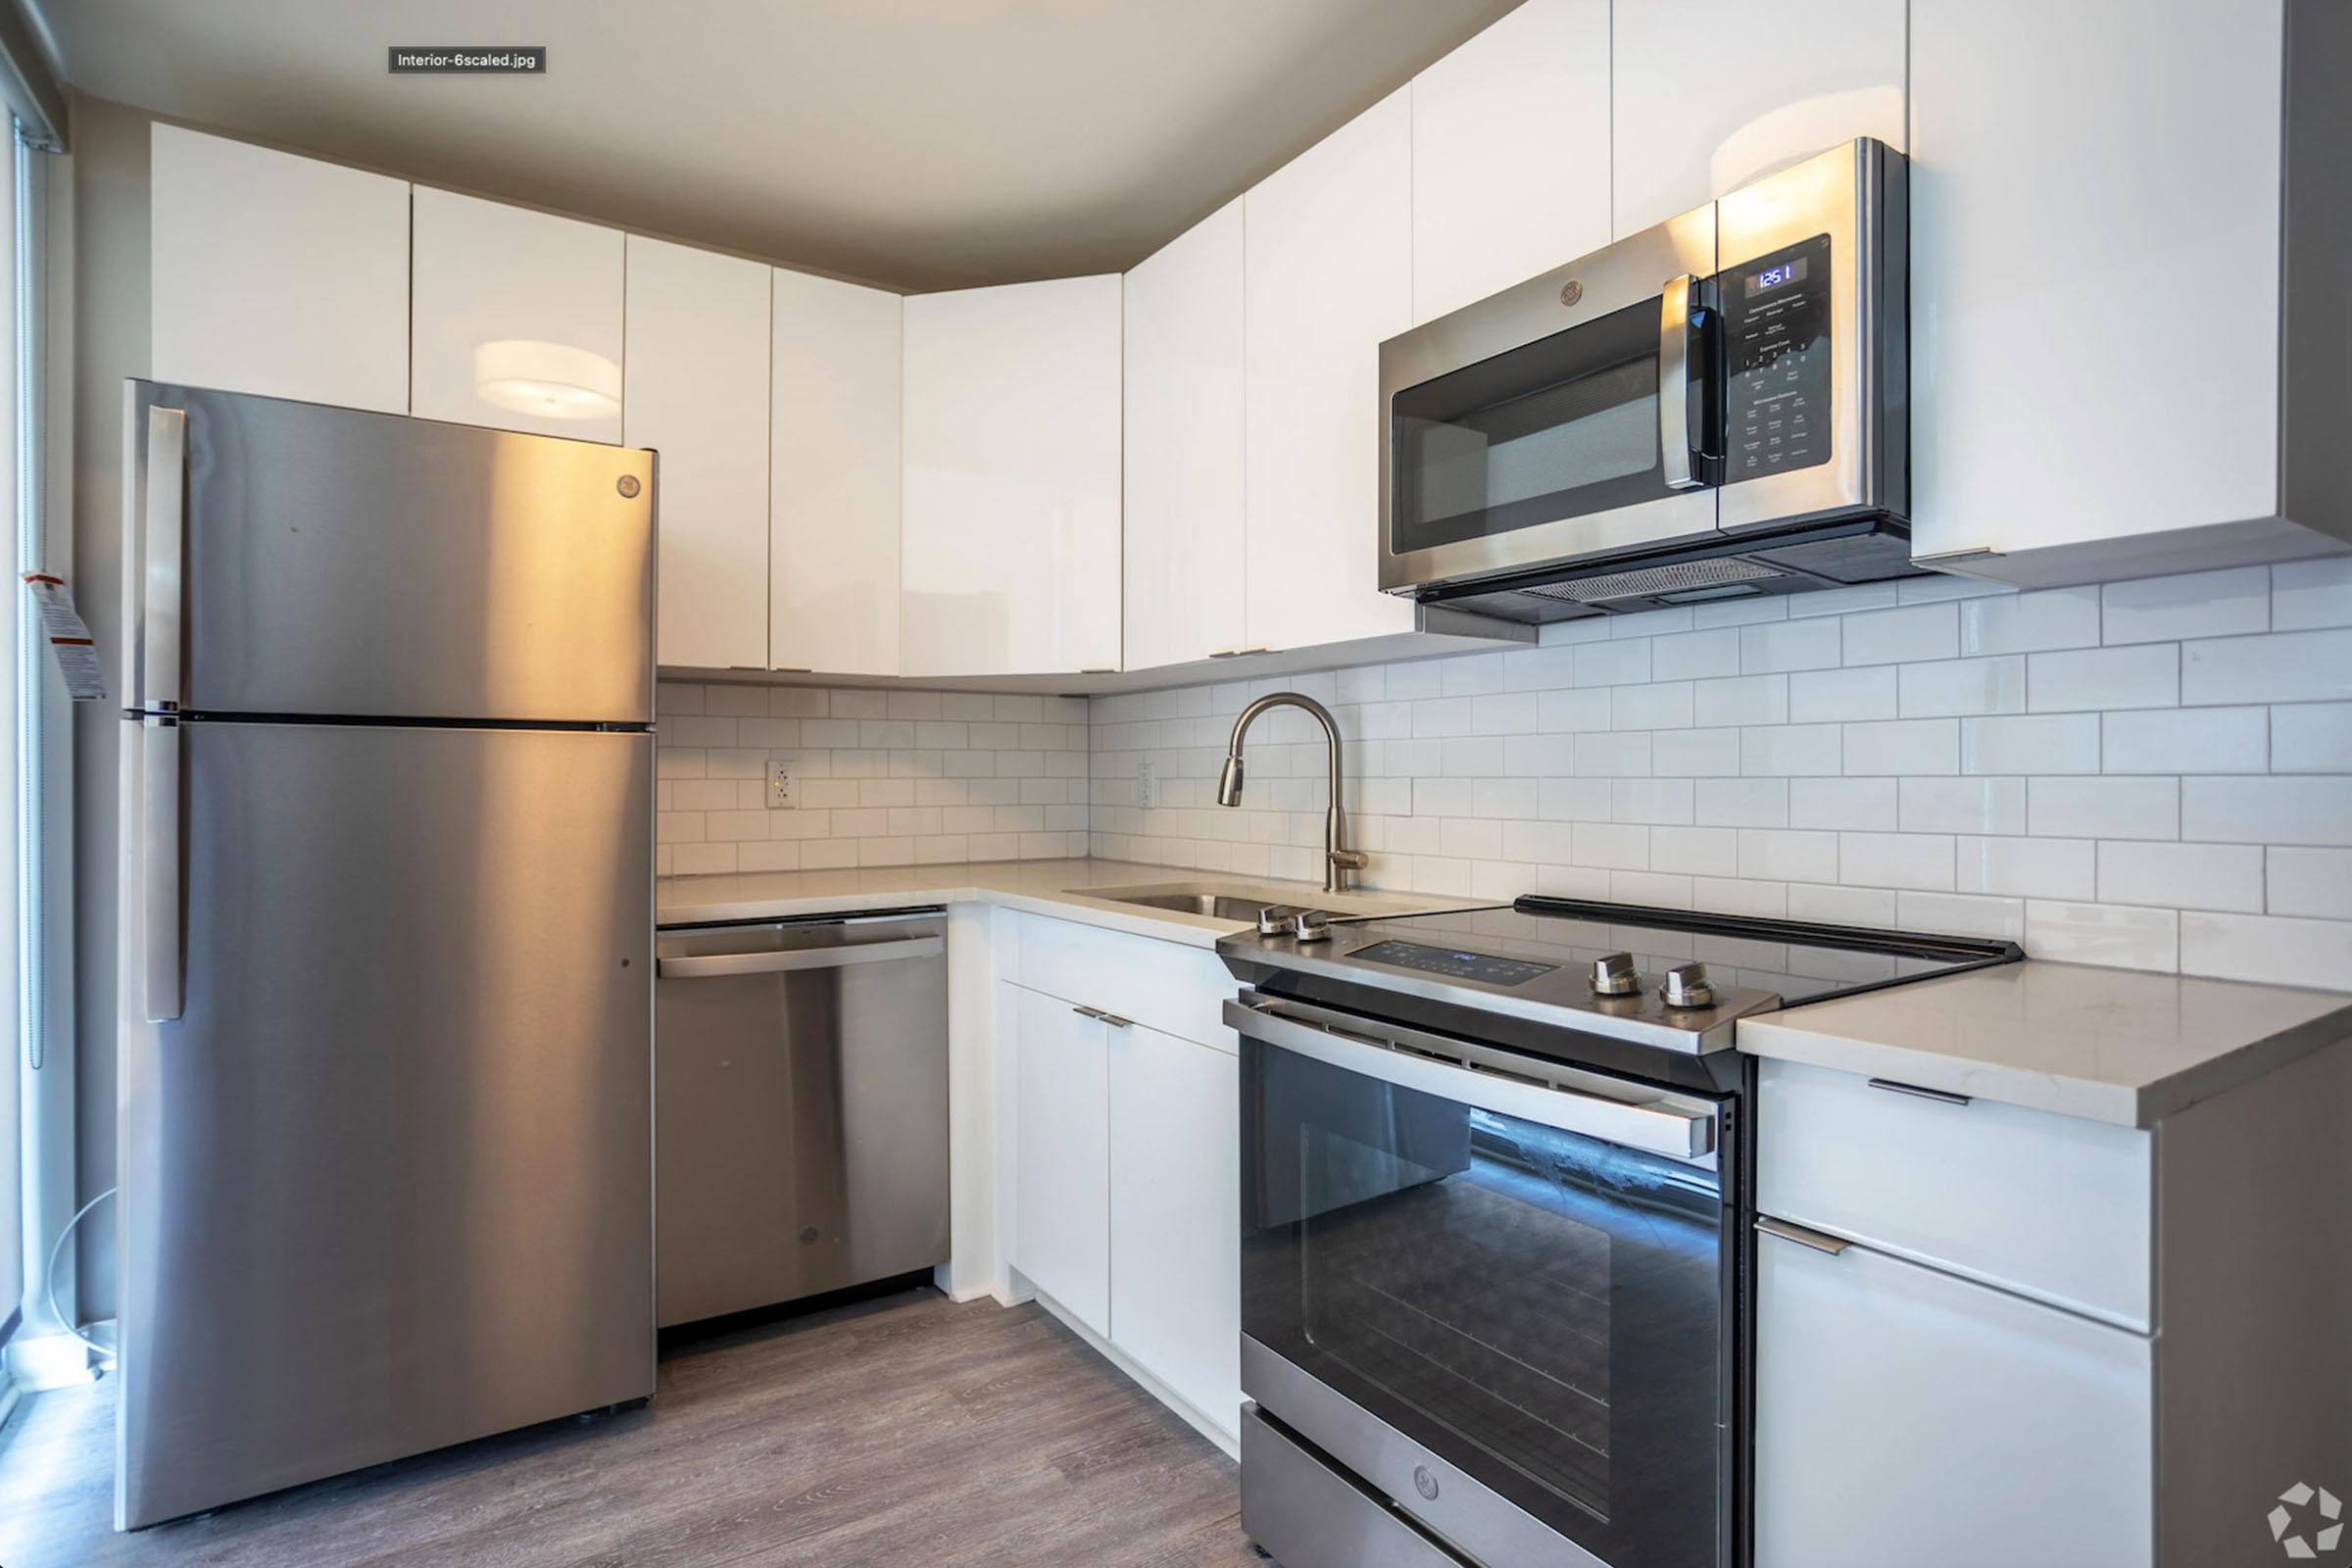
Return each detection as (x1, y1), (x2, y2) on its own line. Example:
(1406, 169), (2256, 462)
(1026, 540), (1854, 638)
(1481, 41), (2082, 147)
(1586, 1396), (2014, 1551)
(657, 935), (943, 979)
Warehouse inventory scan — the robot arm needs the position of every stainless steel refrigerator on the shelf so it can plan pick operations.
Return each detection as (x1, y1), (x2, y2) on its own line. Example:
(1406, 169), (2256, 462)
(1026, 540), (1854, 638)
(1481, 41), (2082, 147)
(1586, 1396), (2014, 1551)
(115, 381), (657, 1530)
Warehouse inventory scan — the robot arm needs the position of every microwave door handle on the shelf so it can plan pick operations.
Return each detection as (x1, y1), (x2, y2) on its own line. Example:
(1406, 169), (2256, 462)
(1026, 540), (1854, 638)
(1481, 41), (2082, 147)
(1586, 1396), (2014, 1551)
(1659, 273), (1706, 492)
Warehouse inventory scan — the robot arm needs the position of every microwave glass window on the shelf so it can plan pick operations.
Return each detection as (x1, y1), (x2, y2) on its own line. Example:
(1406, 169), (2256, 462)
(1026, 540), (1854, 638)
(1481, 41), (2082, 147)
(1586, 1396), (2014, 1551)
(1390, 297), (1686, 556)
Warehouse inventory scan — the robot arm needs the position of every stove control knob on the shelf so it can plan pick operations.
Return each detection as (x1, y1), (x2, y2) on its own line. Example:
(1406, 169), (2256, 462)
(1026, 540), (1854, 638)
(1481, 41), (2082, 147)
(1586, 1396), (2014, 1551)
(1590, 953), (1640, 996)
(1256, 905), (1298, 937)
(1663, 962), (1716, 1009)
(1291, 909), (1333, 944)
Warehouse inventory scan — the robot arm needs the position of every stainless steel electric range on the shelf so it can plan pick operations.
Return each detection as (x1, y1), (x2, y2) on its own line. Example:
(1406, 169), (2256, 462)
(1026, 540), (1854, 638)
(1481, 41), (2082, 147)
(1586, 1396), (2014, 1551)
(1217, 896), (2020, 1568)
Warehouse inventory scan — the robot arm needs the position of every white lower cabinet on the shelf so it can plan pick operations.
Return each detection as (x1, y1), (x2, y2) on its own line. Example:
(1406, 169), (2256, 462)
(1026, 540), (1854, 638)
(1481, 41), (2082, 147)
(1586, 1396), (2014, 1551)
(1009, 983), (1110, 1336)
(1756, 1233), (2152, 1568)
(1107, 1021), (1241, 1440)
(1002, 920), (1242, 1444)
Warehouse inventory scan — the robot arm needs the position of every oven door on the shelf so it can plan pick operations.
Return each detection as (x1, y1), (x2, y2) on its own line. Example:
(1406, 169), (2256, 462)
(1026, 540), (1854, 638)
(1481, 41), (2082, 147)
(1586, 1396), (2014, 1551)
(1231, 994), (1737, 1568)
(1380, 204), (1723, 598)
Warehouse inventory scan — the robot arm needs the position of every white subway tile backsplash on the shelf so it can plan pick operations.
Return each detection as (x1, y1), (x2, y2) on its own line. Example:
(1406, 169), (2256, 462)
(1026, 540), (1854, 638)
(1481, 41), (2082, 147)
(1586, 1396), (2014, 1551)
(1898, 656), (2026, 718)
(2027, 776), (2180, 840)
(2095, 840), (2264, 912)
(2273, 703), (2352, 773)
(1962, 713), (2100, 775)
(2025, 902), (2180, 972)
(1072, 562), (2352, 985)
(1841, 603), (1957, 666)
(2181, 628), (2352, 706)
(2181, 776), (2352, 846)
(1901, 776), (2027, 835)
(2101, 566), (2269, 644)
(2180, 910), (2352, 988)
(2101, 708), (2267, 774)
(1789, 665), (1898, 722)
(2272, 558), (2352, 631)
(1958, 587), (2102, 656)
(2026, 645), (2179, 711)
(1740, 616), (1842, 673)
(1842, 719), (1959, 776)
(2269, 848), (2352, 920)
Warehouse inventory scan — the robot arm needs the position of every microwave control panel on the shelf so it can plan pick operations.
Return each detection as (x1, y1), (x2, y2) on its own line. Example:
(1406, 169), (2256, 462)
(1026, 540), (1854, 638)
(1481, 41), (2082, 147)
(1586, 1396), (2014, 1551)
(1723, 232), (1832, 482)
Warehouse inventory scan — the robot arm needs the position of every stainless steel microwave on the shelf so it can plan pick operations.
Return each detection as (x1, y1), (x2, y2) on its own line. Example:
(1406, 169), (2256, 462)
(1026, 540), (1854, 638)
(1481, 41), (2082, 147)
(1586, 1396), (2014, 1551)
(1379, 138), (1911, 622)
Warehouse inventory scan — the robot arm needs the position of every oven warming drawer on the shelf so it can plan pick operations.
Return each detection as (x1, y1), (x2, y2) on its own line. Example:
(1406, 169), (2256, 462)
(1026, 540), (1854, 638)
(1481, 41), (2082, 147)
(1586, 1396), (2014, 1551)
(1241, 1404), (1471, 1568)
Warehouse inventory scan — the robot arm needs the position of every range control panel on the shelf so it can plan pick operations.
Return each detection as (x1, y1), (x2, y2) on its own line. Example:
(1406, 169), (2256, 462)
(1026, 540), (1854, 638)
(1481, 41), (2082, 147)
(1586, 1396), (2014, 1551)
(1348, 940), (1558, 988)
(1724, 232), (1832, 482)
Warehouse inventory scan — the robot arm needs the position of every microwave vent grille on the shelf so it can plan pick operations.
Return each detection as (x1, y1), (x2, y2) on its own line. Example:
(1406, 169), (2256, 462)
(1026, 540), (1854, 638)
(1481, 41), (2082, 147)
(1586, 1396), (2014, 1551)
(1522, 557), (1783, 605)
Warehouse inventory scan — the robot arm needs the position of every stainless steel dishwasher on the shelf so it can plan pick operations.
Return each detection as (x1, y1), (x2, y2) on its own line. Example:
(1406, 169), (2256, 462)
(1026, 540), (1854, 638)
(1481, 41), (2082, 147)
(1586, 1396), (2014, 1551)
(655, 909), (950, 1327)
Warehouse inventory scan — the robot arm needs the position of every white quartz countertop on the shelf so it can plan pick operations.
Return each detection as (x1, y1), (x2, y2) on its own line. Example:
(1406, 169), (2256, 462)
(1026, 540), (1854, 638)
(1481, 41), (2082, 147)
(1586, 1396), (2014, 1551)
(1737, 960), (2352, 1127)
(658, 858), (1469, 949)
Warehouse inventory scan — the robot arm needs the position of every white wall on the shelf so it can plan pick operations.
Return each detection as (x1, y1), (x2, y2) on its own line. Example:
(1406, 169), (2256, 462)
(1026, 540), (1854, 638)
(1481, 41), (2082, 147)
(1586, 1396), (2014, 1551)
(1089, 563), (2352, 990)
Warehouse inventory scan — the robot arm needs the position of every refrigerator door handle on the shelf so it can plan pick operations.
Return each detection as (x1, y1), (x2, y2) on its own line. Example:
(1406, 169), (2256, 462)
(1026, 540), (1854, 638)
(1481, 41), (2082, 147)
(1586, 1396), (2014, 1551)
(142, 716), (184, 1021)
(143, 406), (187, 713)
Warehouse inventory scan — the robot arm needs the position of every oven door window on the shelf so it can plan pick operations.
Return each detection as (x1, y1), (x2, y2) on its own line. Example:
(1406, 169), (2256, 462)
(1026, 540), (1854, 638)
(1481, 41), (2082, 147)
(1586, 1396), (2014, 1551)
(1390, 297), (1682, 556)
(1242, 1035), (1730, 1568)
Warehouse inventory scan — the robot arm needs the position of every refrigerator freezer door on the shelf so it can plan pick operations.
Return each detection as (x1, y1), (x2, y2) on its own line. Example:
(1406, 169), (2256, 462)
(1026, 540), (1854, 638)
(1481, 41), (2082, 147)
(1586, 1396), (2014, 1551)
(116, 720), (654, 1529)
(125, 381), (654, 723)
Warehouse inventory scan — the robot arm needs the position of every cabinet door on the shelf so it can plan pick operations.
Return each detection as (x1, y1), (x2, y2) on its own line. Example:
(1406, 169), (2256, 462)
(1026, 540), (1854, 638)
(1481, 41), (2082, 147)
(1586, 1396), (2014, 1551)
(624, 236), (770, 671)
(1755, 1232), (2152, 1568)
(1010, 983), (1110, 1336)
(1108, 1023), (1240, 1439)
(150, 125), (410, 413)
(901, 275), (1123, 678)
(1909, 0), (2282, 562)
(771, 269), (903, 677)
(1123, 199), (1246, 669)
(412, 187), (625, 443)
(1409, 0), (1612, 325)
(1611, 0), (1906, 238)
(1242, 90), (1417, 654)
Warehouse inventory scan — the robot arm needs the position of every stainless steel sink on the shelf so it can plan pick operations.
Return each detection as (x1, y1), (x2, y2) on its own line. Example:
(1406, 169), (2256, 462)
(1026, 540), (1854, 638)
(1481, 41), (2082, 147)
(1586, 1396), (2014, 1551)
(1104, 892), (1290, 921)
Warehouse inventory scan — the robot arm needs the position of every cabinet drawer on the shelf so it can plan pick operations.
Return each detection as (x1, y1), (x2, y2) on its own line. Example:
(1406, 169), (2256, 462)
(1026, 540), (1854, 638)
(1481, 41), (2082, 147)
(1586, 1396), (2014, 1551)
(1756, 1232), (2152, 1568)
(1013, 913), (1236, 1053)
(1757, 1058), (2152, 1328)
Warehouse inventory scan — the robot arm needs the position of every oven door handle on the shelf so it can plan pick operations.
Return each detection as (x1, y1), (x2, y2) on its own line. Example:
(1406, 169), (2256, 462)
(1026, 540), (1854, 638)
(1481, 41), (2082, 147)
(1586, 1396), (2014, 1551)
(1225, 996), (1717, 1163)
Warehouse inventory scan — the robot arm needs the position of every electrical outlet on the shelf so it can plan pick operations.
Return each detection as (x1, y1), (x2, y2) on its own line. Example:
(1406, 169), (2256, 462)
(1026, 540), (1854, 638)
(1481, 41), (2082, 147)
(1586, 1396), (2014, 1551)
(1137, 757), (1158, 810)
(767, 756), (796, 808)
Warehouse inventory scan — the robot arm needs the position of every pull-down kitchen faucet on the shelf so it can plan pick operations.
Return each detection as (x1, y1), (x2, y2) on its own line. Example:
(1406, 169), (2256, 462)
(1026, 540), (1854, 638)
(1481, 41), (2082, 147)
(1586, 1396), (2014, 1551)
(1216, 691), (1368, 894)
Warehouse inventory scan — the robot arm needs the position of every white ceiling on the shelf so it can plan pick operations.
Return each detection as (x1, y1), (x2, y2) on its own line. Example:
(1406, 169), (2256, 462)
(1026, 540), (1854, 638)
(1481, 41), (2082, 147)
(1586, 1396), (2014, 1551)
(45, 0), (1528, 291)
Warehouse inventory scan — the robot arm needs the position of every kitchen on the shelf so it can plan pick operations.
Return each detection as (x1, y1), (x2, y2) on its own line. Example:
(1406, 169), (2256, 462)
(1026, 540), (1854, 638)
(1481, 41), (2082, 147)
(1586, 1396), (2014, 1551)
(2, 2), (2348, 1565)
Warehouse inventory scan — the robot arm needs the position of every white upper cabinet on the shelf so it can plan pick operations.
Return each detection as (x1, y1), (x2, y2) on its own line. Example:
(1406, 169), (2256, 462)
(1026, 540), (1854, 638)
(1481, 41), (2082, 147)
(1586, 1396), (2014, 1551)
(1909, 0), (2342, 578)
(770, 269), (903, 677)
(623, 236), (770, 672)
(1409, 0), (1612, 325)
(1611, 0), (1906, 238)
(901, 274), (1124, 679)
(1123, 198), (1247, 670)
(150, 125), (410, 414)
(412, 187), (625, 443)
(1243, 89), (1418, 654)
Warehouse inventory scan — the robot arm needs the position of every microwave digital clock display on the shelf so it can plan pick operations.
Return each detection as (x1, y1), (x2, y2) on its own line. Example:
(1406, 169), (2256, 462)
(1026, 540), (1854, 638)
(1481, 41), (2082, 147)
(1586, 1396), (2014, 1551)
(1745, 256), (1810, 296)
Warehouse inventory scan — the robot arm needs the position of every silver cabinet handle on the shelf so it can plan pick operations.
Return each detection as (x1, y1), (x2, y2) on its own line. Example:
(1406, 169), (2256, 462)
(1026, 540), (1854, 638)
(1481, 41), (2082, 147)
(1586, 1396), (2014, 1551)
(141, 716), (183, 1021)
(656, 935), (941, 978)
(143, 406), (187, 712)
(1100, 1013), (1133, 1030)
(1209, 647), (1275, 660)
(1867, 1077), (1972, 1106)
(1225, 995), (1716, 1163)
(1073, 1004), (1107, 1020)
(1756, 1216), (1853, 1256)
(1658, 273), (1703, 492)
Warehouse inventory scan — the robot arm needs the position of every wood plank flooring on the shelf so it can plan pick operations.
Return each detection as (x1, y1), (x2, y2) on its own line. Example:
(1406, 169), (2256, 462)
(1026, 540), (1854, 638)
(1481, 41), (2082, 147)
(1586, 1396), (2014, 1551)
(0, 1287), (1262, 1568)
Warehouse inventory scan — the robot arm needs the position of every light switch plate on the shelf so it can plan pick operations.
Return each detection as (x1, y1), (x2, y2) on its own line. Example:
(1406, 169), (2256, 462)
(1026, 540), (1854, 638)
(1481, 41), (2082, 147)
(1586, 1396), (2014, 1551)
(1137, 757), (1158, 811)
(767, 756), (796, 808)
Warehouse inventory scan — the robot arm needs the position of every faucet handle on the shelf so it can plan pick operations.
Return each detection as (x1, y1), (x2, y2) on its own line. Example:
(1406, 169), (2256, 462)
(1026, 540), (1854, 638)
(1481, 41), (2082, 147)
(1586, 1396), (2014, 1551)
(1328, 849), (1369, 870)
